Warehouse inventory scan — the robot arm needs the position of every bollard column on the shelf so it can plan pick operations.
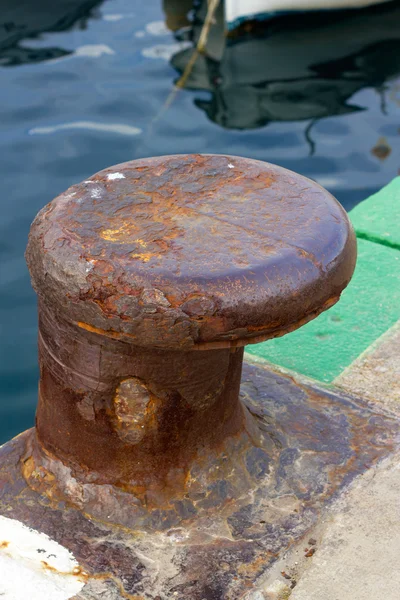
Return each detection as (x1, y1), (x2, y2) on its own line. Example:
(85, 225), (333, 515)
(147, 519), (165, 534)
(1, 154), (381, 600)
(35, 297), (245, 494)
(23, 154), (356, 513)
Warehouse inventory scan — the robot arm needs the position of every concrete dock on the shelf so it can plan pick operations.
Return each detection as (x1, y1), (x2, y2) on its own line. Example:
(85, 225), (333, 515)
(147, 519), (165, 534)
(246, 177), (400, 599)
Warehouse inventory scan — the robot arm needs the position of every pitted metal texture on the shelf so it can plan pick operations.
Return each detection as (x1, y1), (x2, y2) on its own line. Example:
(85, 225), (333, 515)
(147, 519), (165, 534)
(26, 154), (356, 350)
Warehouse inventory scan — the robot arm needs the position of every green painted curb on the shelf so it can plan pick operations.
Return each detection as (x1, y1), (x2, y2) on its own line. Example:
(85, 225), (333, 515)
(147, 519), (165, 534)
(350, 177), (400, 250)
(246, 238), (400, 383)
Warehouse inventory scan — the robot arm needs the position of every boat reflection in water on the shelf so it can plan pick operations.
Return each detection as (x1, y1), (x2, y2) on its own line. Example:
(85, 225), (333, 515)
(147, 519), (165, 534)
(0, 0), (102, 66)
(166, 0), (400, 139)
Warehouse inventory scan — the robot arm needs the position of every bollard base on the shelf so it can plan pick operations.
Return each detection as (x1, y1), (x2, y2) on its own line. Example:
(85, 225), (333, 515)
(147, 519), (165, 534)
(0, 360), (398, 600)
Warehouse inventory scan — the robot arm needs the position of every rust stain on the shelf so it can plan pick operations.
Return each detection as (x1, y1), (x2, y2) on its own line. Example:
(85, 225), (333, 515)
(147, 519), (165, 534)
(40, 560), (88, 582)
(75, 293), (341, 351)
(0, 541), (9, 548)
(89, 571), (146, 599)
(237, 553), (273, 577)
(100, 223), (140, 242)
(130, 252), (153, 262)
(76, 321), (130, 339)
(111, 378), (157, 444)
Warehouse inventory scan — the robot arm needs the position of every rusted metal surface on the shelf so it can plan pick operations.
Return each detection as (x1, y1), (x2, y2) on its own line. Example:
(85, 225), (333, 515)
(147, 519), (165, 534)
(22, 153), (356, 495)
(0, 154), (364, 597)
(33, 296), (245, 491)
(0, 362), (398, 599)
(26, 154), (356, 350)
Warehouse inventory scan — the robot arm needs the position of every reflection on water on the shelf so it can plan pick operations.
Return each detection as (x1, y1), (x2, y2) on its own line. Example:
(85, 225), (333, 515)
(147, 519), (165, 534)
(29, 120), (142, 136)
(1, 0), (400, 442)
(170, 0), (400, 144)
(0, 0), (103, 65)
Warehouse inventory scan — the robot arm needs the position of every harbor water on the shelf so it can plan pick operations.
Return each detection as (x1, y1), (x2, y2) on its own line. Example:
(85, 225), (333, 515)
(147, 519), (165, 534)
(1, 0), (400, 441)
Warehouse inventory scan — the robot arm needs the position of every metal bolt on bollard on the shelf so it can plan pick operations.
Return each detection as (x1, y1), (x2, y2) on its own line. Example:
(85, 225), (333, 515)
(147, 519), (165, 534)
(4, 153), (391, 600)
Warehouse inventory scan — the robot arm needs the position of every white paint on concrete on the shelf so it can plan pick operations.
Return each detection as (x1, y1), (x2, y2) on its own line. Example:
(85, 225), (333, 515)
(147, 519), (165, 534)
(0, 516), (86, 599)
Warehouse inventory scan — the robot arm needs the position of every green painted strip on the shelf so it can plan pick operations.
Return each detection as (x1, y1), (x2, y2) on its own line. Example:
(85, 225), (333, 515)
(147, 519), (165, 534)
(351, 177), (400, 249)
(246, 238), (400, 383)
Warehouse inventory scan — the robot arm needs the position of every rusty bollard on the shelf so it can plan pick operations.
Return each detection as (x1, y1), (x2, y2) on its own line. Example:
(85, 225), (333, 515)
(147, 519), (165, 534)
(0, 155), (361, 599)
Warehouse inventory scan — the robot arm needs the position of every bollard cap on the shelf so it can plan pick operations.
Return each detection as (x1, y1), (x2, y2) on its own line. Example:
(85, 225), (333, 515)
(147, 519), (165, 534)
(26, 154), (356, 350)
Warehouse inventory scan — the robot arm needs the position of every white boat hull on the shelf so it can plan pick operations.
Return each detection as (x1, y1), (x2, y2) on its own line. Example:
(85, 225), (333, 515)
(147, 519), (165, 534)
(226, 0), (393, 28)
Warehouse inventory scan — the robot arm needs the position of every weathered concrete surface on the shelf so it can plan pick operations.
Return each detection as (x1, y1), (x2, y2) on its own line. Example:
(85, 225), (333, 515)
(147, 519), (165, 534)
(1, 360), (398, 599)
(289, 455), (400, 600)
(336, 320), (400, 414)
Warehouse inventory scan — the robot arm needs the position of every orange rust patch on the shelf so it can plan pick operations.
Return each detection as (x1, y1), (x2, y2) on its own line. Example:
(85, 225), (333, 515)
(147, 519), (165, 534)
(130, 252), (153, 262)
(75, 321), (139, 342)
(0, 541), (9, 548)
(237, 553), (273, 577)
(100, 223), (140, 242)
(90, 572), (146, 599)
(134, 238), (148, 247)
(22, 452), (70, 507)
(41, 560), (88, 582)
(111, 378), (157, 444)
(75, 294), (341, 351)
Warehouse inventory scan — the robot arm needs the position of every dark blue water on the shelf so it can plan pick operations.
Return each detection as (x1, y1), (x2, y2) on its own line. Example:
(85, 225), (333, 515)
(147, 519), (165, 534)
(1, 0), (400, 442)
